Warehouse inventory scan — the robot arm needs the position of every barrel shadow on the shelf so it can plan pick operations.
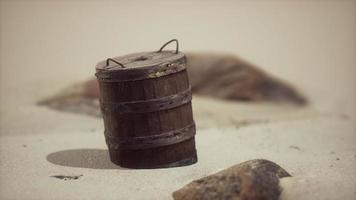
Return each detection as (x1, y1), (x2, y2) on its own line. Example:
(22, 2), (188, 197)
(46, 149), (123, 170)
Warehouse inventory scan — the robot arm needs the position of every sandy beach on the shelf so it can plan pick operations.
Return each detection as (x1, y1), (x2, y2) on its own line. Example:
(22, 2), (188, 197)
(1, 1), (355, 199)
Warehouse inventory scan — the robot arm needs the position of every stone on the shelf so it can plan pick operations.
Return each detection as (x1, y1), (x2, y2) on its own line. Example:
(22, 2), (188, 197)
(187, 53), (306, 104)
(172, 159), (291, 200)
(37, 79), (101, 117)
(50, 174), (83, 181)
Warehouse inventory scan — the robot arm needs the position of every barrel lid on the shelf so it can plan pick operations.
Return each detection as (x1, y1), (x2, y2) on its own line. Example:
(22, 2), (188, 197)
(95, 40), (187, 82)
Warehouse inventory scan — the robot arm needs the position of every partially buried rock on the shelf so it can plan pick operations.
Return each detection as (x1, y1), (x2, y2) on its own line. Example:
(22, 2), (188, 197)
(38, 79), (101, 117)
(172, 159), (291, 200)
(187, 53), (306, 104)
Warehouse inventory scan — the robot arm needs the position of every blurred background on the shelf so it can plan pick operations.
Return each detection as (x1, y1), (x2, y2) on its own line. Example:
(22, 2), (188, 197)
(1, 0), (355, 123)
(1, 1), (355, 199)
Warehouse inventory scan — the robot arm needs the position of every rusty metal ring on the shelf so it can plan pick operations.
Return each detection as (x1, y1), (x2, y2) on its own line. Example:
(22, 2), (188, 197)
(157, 39), (179, 54)
(100, 87), (192, 114)
(105, 122), (196, 149)
(106, 58), (125, 68)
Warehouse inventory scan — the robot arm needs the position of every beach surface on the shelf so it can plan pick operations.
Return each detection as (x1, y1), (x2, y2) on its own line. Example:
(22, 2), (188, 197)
(1, 1), (355, 199)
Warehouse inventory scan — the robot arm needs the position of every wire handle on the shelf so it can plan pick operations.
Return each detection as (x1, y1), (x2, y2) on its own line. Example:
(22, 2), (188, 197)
(106, 58), (125, 68)
(157, 39), (179, 54)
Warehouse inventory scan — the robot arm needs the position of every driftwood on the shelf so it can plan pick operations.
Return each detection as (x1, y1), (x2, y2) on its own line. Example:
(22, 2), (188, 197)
(172, 159), (291, 200)
(38, 53), (307, 117)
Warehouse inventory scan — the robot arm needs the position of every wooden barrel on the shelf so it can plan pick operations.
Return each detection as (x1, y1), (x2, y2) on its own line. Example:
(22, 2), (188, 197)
(95, 40), (197, 169)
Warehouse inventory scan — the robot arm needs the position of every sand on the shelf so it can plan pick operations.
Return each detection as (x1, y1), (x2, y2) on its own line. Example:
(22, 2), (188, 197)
(1, 108), (355, 200)
(1, 1), (355, 199)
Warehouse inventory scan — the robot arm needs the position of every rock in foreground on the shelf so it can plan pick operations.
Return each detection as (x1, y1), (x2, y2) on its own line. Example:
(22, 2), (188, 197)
(173, 159), (291, 200)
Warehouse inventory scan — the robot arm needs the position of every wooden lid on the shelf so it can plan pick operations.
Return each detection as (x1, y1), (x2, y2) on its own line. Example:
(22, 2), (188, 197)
(96, 39), (187, 82)
(95, 51), (186, 82)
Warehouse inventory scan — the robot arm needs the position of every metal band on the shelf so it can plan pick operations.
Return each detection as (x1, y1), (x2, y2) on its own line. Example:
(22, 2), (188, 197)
(100, 87), (192, 114)
(155, 155), (197, 168)
(121, 155), (197, 169)
(105, 123), (196, 150)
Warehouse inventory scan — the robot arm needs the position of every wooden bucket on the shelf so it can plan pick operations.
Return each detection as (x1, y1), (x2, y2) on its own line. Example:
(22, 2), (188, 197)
(95, 40), (197, 169)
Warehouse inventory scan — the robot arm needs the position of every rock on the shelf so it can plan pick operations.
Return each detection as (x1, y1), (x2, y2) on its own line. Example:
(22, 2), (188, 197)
(50, 174), (83, 181)
(187, 53), (306, 104)
(37, 79), (101, 117)
(172, 159), (291, 200)
(38, 53), (307, 117)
